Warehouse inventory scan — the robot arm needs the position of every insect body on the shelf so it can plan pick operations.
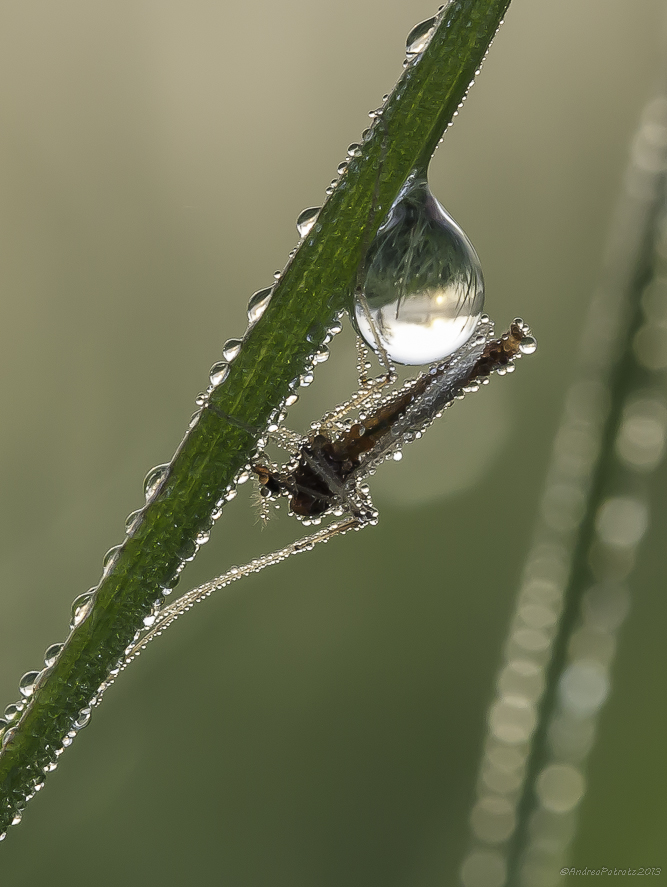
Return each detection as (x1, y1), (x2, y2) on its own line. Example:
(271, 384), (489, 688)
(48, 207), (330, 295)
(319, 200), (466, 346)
(254, 317), (533, 523)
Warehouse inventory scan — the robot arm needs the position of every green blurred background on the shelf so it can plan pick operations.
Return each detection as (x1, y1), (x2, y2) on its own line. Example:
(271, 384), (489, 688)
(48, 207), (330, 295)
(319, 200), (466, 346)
(0, 1), (665, 883)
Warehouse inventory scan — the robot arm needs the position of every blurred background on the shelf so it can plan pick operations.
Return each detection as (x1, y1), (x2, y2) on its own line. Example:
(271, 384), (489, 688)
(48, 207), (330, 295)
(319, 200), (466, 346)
(0, 0), (666, 884)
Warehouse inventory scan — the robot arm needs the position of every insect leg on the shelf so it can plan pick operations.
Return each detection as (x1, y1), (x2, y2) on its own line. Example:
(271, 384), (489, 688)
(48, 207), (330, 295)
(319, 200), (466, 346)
(122, 516), (366, 664)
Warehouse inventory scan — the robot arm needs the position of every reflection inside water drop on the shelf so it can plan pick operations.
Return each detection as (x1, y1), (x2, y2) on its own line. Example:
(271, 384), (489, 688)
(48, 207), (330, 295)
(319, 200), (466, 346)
(354, 175), (484, 365)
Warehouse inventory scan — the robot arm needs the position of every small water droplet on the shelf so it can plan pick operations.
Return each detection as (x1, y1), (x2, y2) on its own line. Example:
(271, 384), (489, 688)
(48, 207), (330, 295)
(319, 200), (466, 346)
(178, 538), (198, 562)
(125, 509), (143, 534)
(354, 175), (484, 365)
(392, 451), (403, 461)
(296, 206), (321, 238)
(19, 671), (40, 698)
(102, 545), (122, 573)
(519, 335), (538, 355)
(144, 464), (170, 501)
(313, 347), (329, 363)
(73, 708), (92, 731)
(237, 470), (251, 484)
(247, 287), (272, 324)
(3, 703), (23, 722)
(300, 372), (314, 387)
(325, 180), (338, 195)
(225, 488), (238, 502)
(285, 393), (299, 406)
(406, 16), (437, 60)
(347, 143), (362, 158)
(196, 529), (211, 545)
(209, 361), (230, 387)
(1, 727), (17, 748)
(222, 338), (243, 361)
(71, 590), (95, 629)
(44, 643), (64, 668)
(337, 161), (348, 175)
(11, 812), (22, 826)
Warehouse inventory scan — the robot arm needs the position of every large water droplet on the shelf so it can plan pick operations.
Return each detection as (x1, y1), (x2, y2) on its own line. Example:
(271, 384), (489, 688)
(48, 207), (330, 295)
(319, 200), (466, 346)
(19, 671), (40, 698)
(406, 16), (437, 60)
(247, 287), (272, 324)
(222, 338), (243, 362)
(144, 464), (170, 501)
(354, 175), (484, 365)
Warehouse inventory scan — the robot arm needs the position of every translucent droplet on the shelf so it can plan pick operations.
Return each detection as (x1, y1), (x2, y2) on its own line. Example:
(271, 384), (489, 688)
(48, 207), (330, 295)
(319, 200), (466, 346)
(519, 335), (537, 355)
(406, 16), (437, 60)
(347, 143), (362, 158)
(296, 206), (321, 238)
(337, 161), (348, 175)
(125, 509), (143, 535)
(72, 708), (92, 731)
(71, 590), (95, 628)
(247, 287), (272, 324)
(4, 704), (23, 722)
(354, 175), (484, 365)
(209, 361), (230, 387)
(222, 338), (243, 362)
(44, 643), (64, 668)
(19, 671), (40, 698)
(102, 545), (122, 573)
(144, 464), (170, 501)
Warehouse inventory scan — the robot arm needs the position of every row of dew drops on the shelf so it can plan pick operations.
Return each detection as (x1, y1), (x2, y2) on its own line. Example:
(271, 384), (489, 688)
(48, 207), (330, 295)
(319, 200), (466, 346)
(0, 5), (495, 838)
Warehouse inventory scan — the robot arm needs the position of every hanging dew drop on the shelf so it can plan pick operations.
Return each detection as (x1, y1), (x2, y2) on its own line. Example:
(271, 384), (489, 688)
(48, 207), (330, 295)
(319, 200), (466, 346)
(247, 287), (272, 324)
(296, 206), (321, 238)
(405, 16), (437, 60)
(222, 338), (243, 362)
(354, 174), (484, 365)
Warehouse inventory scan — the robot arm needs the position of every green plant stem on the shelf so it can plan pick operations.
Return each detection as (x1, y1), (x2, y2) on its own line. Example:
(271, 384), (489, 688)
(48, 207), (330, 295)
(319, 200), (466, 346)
(0, 0), (512, 831)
